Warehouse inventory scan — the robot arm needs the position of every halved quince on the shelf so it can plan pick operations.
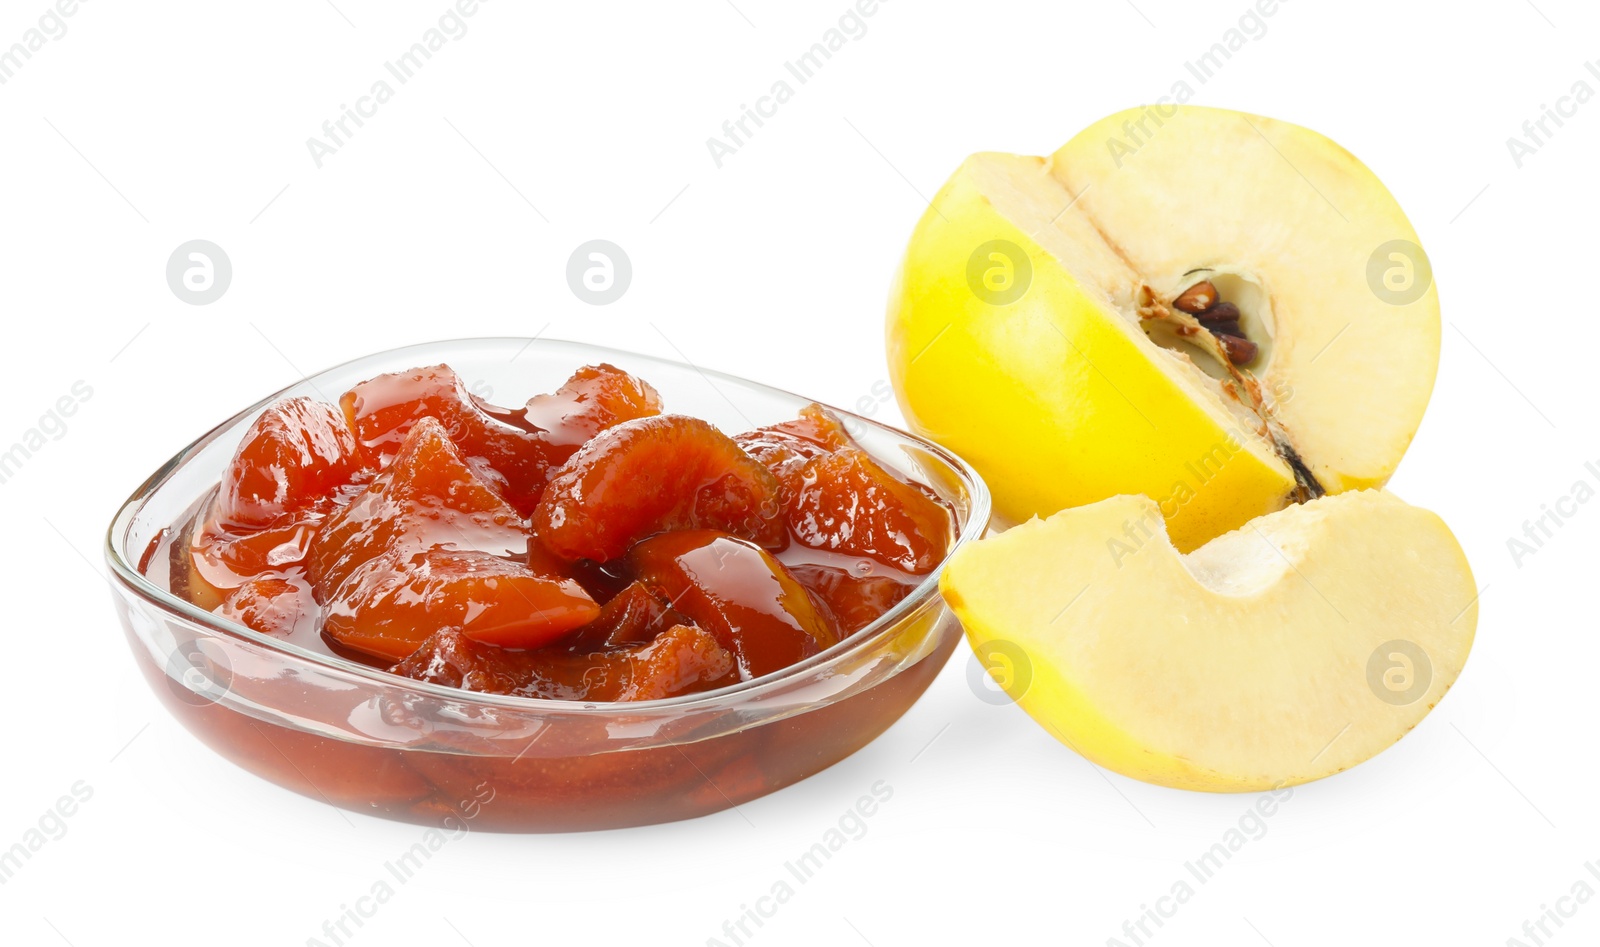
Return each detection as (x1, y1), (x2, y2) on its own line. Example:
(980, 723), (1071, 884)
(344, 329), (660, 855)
(888, 105), (1440, 550)
(941, 490), (1477, 790)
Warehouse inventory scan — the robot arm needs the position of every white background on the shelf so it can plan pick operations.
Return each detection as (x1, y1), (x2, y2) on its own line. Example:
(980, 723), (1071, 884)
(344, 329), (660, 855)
(0, 0), (1593, 944)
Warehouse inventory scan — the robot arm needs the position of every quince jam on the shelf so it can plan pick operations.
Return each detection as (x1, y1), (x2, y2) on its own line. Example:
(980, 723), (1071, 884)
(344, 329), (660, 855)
(176, 363), (953, 703)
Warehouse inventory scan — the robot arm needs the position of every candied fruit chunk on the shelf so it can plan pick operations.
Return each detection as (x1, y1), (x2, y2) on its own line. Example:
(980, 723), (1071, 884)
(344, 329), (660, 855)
(533, 415), (786, 563)
(342, 363), (500, 460)
(216, 397), (366, 529)
(622, 624), (737, 701)
(341, 364), (543, 512)
(323, 548), (599, 661)
(308, 416), (527, 597)
(788, 563), (918, 635)
(736, 404), (853, 498)
(740, 405), (952, 575)
(390, 623), (733, 702)
(736, 404), (851, 472)
(217, 575), (313, 638)
(523, 363), (664, 449)
(341, 363), (660, 513)
(626, 530), (837, 681)
(788, 448), (952, 574)
(389, 628), (550, 696)
(566, 581), (690, 651)
(188, 511), (323, 611)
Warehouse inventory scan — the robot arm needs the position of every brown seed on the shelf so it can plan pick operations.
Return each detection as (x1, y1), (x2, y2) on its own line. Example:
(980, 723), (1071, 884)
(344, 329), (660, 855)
(1209, 318), (1245, 338)
(1172, 281), (1217, 314)
(1197, 301), (1240, 323)
(1217, 333), (1258, 365)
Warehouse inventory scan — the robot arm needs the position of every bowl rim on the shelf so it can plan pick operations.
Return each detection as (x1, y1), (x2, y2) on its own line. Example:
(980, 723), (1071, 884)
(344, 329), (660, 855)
(104, 337), (992, 715)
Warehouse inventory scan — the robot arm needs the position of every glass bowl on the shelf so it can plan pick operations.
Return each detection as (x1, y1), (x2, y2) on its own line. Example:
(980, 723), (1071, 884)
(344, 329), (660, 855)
(105, 338), (990, 832)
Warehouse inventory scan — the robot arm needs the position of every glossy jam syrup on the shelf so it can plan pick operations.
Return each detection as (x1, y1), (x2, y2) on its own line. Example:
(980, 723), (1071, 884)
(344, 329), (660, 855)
(164, 362), (952, 704)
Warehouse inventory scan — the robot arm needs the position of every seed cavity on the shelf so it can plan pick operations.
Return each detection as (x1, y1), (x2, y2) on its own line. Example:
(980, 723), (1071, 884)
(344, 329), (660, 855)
(1172, 280), (1258, 366)
(1140, 271), (1327, 502)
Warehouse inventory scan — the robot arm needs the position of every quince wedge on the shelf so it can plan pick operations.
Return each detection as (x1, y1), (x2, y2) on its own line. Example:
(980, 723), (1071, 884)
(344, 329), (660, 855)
(940, 489), (1477, 791)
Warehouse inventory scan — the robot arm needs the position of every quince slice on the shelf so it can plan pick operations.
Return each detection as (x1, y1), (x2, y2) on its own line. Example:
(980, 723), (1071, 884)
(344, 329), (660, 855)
(941, 489), (1477, 790)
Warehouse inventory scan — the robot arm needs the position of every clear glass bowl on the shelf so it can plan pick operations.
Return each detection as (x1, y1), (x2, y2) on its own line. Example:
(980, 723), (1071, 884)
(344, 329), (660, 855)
(105, 339), (990, 832)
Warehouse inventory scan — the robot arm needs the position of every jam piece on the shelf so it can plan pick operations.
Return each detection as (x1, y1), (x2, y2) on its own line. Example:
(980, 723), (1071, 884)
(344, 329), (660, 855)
(390, 628), (552, 696)
(532, 415), (786, 563)
(566, 581), (691, 651)
(735, 403), (852, 479)
(341, 364), (660, 513)
(624, 624), (738, 700)
(523, 363), (664, 450)
(217, 575), (313, 638)
(787, 448), (952, 575)
(741, 405), (952, 574)
(323, 548), (599, 661)
(215, 397), (367, 529)
(625, 530), (837, 681)
(736, 405), (852, 513)
(390, 623), (733, 701)
(188, 511), (324, 610)
(341, 364), (544, 512)
(308, 416), (527, 598)
(788, 563), (918, 635)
